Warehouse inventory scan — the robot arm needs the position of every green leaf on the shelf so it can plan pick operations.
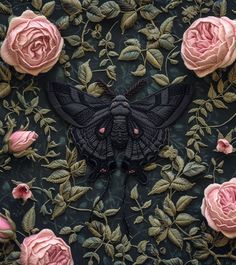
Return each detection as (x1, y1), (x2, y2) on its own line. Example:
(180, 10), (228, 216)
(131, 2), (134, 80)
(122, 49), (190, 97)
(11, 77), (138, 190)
(64, 35), (81, 46)
(171, 178), (194, 191)
(83, 237), (103, 248)
(140, 4), (161, 20)
(152, 74), (169, 86)
(130, 184), (138, 200)
(160, 16), (176, 34)
(148, 179), (170, 195)
(120, 11), (137, 34)
(31, 0), (43, 10)
(86, 6), (104, 22)
(163, 195), (176, 217)
(223, 92), (236, 103)
(131, 64), (146, 77)
(78, 60), (92, 85)
(87, 82), (105, 97)
(22, 205), (36, 234)
(134, 255), (148, 265)
(42, 1), (55, 17)
(146, 49), (164, 69)
(176, 196), (196, 212)
(45, 169), (70, 183)
(183, 162), (206, 177)
(100, 1), (120, 19)
(118, 45), (141, 61)
(0, 83), (11, 98)
(175, 213), (197, 226)
(168, 228), (183, 249)
(60, 0), (82, 15)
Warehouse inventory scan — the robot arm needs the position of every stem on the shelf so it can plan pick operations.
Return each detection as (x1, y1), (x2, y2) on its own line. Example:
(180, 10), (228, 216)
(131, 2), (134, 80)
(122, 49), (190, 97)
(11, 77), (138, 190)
(208, 112), (236, 128)
(68, 205), (91, 212)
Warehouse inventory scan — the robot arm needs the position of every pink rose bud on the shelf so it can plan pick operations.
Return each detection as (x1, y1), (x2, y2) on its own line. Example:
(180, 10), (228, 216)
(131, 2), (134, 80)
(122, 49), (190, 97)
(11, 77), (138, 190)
(0, 214), (16, 242)
(216, 139), (233, 154)
(181, 16), (236, 77)
(12, 183), (32, 202)
(20, 229), (74, 265)
(8, 131), (38, 153)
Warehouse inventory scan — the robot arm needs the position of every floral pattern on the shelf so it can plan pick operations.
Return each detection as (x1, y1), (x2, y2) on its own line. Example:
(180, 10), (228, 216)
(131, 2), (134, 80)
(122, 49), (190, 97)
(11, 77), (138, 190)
(0, 0), (235, 265)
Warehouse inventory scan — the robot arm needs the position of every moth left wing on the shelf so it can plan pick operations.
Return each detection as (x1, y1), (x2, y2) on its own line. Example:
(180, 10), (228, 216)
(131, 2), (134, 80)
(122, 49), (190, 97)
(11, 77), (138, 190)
(47, 82), (115, 181)
(124, 83), (193, 184)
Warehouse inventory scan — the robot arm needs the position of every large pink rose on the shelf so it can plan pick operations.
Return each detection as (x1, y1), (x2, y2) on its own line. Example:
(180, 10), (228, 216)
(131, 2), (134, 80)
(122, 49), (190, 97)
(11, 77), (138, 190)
(181, 16), (236, 77)
(20, 229), (74, 265)
(201, 178), (236, 238)
(0, 10), (63, 76)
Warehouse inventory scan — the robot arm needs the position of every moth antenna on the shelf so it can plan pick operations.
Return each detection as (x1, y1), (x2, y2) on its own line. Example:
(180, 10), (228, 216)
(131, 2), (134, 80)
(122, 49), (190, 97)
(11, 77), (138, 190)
(96, 79), (116, 98)
(125, 79), (147, 98)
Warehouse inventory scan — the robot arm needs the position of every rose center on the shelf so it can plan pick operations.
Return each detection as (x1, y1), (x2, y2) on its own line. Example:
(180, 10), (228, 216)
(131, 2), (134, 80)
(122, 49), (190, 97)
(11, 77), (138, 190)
(43, 244), (69, 264)
(219, 187), (236, 214)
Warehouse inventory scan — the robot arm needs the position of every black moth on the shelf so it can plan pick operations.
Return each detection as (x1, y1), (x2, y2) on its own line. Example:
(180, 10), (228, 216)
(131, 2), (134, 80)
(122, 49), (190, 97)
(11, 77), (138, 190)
(47, 81), (193, 185)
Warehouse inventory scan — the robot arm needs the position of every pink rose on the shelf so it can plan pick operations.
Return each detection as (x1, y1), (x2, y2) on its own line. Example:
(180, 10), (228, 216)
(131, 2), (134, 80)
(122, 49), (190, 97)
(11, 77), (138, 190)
(12, 183), (32, 201)
(0, 10), (63, 76)
(20, 229), (74, 265)
(8, 131), (38, 153)
(0, 214), (16, 242)
(201, 178), (236, 238)
(216, 139), (233, 154)
(181, 16), (236, 77)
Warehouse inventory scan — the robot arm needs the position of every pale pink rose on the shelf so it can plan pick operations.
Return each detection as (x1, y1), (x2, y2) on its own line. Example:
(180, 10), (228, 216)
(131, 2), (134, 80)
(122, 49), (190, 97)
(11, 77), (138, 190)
(201, 178), (236, 238)
(216, 139), (233, 154)
(8, 131), (38, 153)
(181, 16), (236, 77)
(12, 183), (32, 201)
(20, 229), (74, 265)
(0, 215), (15, 240)
(0, 10), (63, 76)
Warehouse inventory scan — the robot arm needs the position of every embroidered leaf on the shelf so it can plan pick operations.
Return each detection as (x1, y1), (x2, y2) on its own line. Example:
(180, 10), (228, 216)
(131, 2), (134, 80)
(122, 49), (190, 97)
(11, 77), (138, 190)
(42, 1), (56, 17)
(148, 179), (170, 195)
(78, 60), (92, 85)
(152, 74), (169, 86)
(87, 82), (105, 97)
(86, 6), (104, 22)
(140, 4), (161, 20)
(100, 1), (120, 19)
(22, 204), (36, 234)
(146, 49), (164, 69)
(132, 64), (146, 77)
(45, 169), (70, 183)
(120, 11), (138, 33)
(118, 45), (141, 61)
(61, 0), (82, 15)
(171, 178), (194, 191)
(31, 0), (43, 10)
(168, 228), (183, 249)
(183, 162), (206, 177)
(176, 196), (196, 212)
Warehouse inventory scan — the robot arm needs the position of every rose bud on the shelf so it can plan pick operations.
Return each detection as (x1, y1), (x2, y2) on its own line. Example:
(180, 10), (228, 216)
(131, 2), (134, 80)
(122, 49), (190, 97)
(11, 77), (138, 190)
(216, 139), (233, 154)
(12, 183), (32, 202)
(8, 131), (38, 153)
(0, 212), (16, 243)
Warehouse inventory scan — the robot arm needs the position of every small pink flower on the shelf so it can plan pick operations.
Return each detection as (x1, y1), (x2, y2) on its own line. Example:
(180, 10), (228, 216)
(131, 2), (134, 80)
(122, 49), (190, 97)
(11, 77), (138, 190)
(0, 215), (15, 240)
(12, 183), (32, 201)
(8, 131), (38, 153)
(20, 229), (74, 265)
(216, 139), (233, 154)
(0, 10), (63, 76)
(201, 178), (236, 238)
(181, 16), (236, 77)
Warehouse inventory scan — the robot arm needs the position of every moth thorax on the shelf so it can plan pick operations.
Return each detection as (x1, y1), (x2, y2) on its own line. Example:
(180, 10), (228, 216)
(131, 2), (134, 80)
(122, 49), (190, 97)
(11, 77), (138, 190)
(111, 115), (128, 149)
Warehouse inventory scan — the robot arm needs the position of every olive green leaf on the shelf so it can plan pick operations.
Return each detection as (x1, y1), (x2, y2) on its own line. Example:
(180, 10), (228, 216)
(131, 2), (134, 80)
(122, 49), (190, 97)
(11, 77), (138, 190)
(78, 60), (92, 85)
(87, 82), (105, 97)
(86, 6), (104, 22)
(42, 1), (55, 17)
(152, 74), (169, 86)
(146, 49), (164, 69)
(121, 11), (138, 34)
(100, 1), (120, 19)
(60, 0), (82, 15)
(118, 45), (141, 61)
(31, 0), (43, 10)
(22, 204), (36, 234)
(140, 4), (161, 20)
(168, 228), (183, 249)
(132, 64), (146, 77)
